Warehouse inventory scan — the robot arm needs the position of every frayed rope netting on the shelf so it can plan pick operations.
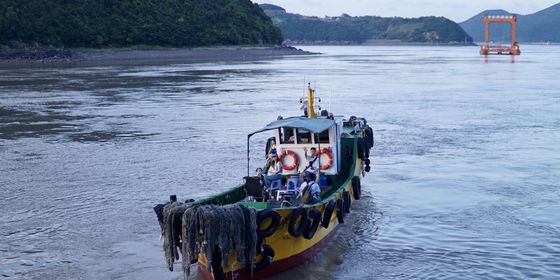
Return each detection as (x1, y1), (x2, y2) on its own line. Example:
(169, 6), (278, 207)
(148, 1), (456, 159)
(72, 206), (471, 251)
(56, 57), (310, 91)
(160, 202), (257, 279)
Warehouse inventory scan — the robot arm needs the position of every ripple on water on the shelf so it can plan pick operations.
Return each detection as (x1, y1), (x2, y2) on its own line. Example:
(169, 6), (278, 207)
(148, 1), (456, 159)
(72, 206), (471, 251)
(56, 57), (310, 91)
(1, 45), (560, 279)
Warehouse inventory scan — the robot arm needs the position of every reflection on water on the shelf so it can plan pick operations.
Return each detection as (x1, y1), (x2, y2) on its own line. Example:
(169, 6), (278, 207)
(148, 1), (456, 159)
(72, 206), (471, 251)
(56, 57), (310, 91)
(1, 45), (560, 279)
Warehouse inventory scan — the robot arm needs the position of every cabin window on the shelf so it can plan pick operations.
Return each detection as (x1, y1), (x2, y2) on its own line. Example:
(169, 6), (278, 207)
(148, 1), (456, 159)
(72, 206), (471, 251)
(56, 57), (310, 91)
(279, 128), (295, 144)
(313, 130), (330, 144)
(296, 129), (312, 144)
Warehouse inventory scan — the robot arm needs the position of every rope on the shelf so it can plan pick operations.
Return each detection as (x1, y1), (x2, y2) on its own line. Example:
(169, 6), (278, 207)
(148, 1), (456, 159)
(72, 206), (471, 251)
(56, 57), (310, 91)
(162, 202), (258, 279)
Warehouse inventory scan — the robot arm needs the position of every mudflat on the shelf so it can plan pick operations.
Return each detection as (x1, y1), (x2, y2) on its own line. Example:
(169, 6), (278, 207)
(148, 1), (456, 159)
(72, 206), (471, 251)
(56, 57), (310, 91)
(0, 45), (313, 67)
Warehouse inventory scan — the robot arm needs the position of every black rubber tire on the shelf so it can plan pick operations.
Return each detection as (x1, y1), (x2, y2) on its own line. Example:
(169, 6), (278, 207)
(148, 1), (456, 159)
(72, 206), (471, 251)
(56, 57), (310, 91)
(363, 129), (371, 158)
(357, 138), (365, 159)
(364, 129), (370, 148)
(253, 245), (275, 272)
(336, 199), (345, 223)
(343, 191), (351, 213)
(352, 176), (361, 200)
(364, 158), (371, 165)
(303, 208), (322, 239)
(321, 200), (336, 228)
(257, 209), (281, 238)
(288, 207), (308, 237)
(366, 126), (374, 147)
(256, 235), (263, 253)
(365, 165), (371, 173)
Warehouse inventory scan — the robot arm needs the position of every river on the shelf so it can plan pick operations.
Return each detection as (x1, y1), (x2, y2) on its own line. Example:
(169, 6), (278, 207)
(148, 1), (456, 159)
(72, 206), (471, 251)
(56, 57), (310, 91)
(1, 45), (559, 279)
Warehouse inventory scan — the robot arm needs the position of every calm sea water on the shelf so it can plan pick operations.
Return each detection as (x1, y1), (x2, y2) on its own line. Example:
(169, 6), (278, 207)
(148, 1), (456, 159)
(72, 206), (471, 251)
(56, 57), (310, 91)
(1, 45), (560, 279)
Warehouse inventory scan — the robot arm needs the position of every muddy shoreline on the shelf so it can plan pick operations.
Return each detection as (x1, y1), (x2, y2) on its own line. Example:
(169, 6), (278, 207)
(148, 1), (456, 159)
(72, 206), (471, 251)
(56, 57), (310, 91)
(0, 45), (314, 67)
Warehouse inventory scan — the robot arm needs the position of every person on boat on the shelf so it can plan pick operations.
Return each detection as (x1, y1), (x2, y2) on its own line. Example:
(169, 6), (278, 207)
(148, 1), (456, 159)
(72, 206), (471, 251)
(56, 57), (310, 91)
(264, 155), (283, 188)
(263, 139), (278, 173)
(255, 167), (265, 186)
(301, 101), (308, 117)
(299, 173), (321, 204)
(304, 147), (319, 171)
(287, 135), (295, 143)
(267, 139), (277, 160)
(255, 167), (272, 201)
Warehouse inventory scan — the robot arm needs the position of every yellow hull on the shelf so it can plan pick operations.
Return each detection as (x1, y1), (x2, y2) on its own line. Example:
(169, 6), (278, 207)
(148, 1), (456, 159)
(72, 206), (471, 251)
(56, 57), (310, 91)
(199, 159), (363, 278)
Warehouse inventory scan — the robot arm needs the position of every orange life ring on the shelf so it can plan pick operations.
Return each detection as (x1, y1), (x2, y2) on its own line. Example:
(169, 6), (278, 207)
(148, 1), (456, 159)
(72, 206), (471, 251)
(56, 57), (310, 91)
(318, 148), (333, 170)
(279, 150), (299, 171)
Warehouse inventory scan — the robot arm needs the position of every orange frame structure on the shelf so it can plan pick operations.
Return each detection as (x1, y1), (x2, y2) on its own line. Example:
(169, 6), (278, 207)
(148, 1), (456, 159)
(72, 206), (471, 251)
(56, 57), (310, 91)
(480, 15), (521, 55)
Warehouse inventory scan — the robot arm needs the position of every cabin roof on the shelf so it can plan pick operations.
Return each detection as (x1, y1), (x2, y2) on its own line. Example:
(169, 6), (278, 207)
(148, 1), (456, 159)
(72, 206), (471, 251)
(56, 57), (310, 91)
(249, 116), (340, 137)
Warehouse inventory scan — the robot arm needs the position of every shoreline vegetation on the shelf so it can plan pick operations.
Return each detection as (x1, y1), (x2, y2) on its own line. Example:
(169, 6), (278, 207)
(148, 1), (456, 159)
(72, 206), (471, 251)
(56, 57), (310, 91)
(260, 4), (474, 45)
(0, 0), (483, 67)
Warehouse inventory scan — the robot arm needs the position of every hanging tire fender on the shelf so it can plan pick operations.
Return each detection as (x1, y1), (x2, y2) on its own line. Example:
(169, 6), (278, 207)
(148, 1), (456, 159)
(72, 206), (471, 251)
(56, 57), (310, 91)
(363, 129), (372, 158)
(343, 191), (351, 213)
(257, 209), (281, 238)
(253, 245), (275, 272)
(303, 208), (322, 239)
(368, 127), (374, 147)
(288, 207), (309, 237)
(351, 176), (361, 200)
(336, 199), (345, 223)
(357, 138), (365, 159)
(321, 200), (336, 228)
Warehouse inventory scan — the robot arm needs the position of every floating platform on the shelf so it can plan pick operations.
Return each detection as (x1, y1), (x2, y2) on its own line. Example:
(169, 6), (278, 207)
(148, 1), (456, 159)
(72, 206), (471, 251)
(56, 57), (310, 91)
(480, 15), (521, 56)
(480, 44), (521, 55)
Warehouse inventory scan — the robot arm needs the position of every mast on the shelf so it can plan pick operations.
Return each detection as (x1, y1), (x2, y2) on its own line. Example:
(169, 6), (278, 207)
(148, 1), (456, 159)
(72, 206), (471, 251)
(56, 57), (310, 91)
(306, 83), (317, 118)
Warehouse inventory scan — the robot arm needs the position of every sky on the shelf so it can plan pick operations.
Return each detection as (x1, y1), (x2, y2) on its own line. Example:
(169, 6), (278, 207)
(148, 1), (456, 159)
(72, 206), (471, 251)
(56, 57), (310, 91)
(252, 0), (560, 22)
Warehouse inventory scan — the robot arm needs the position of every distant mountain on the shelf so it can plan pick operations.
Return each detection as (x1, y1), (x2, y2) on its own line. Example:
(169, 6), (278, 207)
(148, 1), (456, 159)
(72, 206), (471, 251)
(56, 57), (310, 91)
(0, 0), (283, 48)
(260, 4), (472, 45)
(460, 3), (560, 42)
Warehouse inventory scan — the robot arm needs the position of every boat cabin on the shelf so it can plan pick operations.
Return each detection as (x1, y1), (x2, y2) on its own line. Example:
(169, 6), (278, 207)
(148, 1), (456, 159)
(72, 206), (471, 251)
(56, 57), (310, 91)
(250, 116), (343, 176)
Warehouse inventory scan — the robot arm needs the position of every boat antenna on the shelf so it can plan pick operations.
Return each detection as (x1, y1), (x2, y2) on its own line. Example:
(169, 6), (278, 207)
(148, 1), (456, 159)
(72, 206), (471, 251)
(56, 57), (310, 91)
(303, 75), (306, 97)
(329, 89), (332, 113)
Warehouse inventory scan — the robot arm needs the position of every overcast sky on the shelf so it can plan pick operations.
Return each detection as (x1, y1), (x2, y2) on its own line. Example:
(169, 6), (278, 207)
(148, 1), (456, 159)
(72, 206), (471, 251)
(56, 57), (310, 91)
(252, 0), (559, 22)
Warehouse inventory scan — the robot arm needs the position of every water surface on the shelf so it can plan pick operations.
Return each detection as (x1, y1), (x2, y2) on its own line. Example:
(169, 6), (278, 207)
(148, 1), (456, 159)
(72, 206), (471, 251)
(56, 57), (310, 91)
(1, 45), (560, 279)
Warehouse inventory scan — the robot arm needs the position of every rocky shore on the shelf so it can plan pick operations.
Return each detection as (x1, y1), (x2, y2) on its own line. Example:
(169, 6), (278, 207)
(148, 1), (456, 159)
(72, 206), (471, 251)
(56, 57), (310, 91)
(0, 44), (313, 66)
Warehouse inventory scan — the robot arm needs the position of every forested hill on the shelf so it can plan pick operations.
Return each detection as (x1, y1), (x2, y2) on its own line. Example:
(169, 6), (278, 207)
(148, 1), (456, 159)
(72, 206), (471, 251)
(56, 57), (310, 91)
(260, 4), (472, 44)
(460, 3), (560, 42)
(0, 0), (283, 48)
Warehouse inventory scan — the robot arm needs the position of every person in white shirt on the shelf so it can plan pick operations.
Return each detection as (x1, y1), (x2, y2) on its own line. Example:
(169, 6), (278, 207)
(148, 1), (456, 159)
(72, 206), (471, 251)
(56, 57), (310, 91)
(302, 147), (319, 175)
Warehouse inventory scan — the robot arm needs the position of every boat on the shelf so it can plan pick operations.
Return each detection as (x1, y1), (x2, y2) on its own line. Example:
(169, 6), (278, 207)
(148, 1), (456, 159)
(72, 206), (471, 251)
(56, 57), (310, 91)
(154, 84), (374, 279)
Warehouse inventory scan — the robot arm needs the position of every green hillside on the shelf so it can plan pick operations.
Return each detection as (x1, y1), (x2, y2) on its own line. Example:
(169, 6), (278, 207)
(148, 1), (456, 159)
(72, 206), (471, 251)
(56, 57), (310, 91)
(0, 0), (283, 48)
(460, 3), (560, 42)
(260, 4), (472, 44)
